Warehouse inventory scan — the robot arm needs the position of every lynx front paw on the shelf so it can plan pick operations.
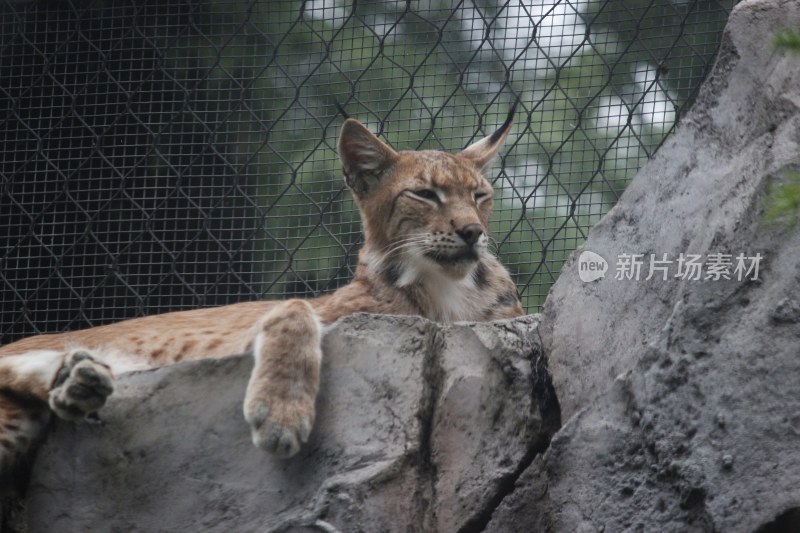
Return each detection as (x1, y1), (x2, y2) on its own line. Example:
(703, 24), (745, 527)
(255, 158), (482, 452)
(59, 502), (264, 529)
(48, 350), (114, 421)
(243, 395), (314, 459)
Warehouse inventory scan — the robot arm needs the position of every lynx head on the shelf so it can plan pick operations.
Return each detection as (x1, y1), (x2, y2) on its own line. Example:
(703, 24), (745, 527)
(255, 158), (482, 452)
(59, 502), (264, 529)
(338, 109), (514, 285)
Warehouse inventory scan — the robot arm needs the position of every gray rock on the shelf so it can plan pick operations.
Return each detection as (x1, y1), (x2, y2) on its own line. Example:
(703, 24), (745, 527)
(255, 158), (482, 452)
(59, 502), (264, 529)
(25, 314), (558, 533)
(540, 0), (800, 421)
(488, 0), (800, 531)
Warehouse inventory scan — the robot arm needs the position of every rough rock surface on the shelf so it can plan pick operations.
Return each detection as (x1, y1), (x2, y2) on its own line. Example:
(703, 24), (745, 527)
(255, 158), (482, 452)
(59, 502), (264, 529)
(24, 314), (558, 533)
(489, 0), (800, 531)
(540, 0), (800, 423)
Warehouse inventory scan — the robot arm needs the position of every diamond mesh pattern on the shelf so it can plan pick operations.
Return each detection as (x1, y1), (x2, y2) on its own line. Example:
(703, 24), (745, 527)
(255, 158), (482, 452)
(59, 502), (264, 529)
(0, 0), (736, 343)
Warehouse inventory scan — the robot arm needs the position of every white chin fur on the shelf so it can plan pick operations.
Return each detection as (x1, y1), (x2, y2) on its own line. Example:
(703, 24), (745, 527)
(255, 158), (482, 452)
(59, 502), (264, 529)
(399, 252), (478, 286)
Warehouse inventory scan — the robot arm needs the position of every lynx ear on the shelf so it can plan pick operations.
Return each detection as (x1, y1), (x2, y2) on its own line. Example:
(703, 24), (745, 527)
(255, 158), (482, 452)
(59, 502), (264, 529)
(459, 104), (516, 171)
(338, 119), (398, 197)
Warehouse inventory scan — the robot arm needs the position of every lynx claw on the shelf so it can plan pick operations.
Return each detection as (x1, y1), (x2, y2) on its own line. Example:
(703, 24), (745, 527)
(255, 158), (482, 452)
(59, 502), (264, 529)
(244, 401), (313, 459)
(49, 350), (114, 421)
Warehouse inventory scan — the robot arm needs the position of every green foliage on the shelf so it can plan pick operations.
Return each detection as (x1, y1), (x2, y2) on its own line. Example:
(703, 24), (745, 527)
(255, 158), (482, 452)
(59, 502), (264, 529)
(764, 170), (800, 228)
(764, 34), (800, 230)
(774, 29), (800, 53)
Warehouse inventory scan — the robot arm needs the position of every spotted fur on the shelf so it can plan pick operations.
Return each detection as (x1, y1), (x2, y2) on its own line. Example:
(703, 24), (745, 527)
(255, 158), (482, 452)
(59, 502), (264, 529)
(0, 112), (523, 480)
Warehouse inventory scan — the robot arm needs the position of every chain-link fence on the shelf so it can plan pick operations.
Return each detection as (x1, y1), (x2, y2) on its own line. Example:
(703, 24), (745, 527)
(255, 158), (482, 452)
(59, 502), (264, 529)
(0, 0), (736, 344)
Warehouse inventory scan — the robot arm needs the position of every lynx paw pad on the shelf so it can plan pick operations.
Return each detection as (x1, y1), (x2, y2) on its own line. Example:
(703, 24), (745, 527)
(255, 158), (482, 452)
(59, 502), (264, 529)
(244, 400), (313, 459)
(49, 351), (114, 421)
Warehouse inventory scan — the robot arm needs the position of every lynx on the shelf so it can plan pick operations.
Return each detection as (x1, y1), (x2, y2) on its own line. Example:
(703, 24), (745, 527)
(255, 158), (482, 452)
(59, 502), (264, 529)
(0, 112), (523, 483)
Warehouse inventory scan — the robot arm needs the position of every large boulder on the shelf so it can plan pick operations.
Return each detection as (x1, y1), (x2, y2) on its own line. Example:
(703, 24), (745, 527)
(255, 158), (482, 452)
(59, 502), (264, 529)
(24, 314), (558, 532)
(488, 0), (800, 531)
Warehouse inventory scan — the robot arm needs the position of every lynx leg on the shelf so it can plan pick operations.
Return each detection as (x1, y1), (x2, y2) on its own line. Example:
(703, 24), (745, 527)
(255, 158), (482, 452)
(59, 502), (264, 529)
(0, 350), (66, 402)
(0, 349), (114, 421)
(0, 349), (114, 487)
(244, 299), (322, 459)
(0, 393), (49, 491)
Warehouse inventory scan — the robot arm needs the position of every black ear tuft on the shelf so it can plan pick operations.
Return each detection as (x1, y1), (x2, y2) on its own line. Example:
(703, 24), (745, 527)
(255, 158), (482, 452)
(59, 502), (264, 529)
(489, 100), (518, 144)
(459, 103), (517, 171)
(335, 101), (350, 119)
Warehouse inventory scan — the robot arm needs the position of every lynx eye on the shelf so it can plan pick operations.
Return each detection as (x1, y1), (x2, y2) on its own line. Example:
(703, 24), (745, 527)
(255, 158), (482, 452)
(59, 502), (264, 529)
(408, 189), (440, 204)
(473, 191), (491, 204)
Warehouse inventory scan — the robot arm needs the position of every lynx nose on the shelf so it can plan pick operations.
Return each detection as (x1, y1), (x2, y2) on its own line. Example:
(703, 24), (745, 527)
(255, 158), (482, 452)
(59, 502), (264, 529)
(456, 223), (484, 247)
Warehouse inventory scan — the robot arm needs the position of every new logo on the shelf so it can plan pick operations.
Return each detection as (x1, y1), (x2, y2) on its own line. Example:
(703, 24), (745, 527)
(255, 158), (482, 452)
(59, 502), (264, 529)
(578, 250), (608, 282)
